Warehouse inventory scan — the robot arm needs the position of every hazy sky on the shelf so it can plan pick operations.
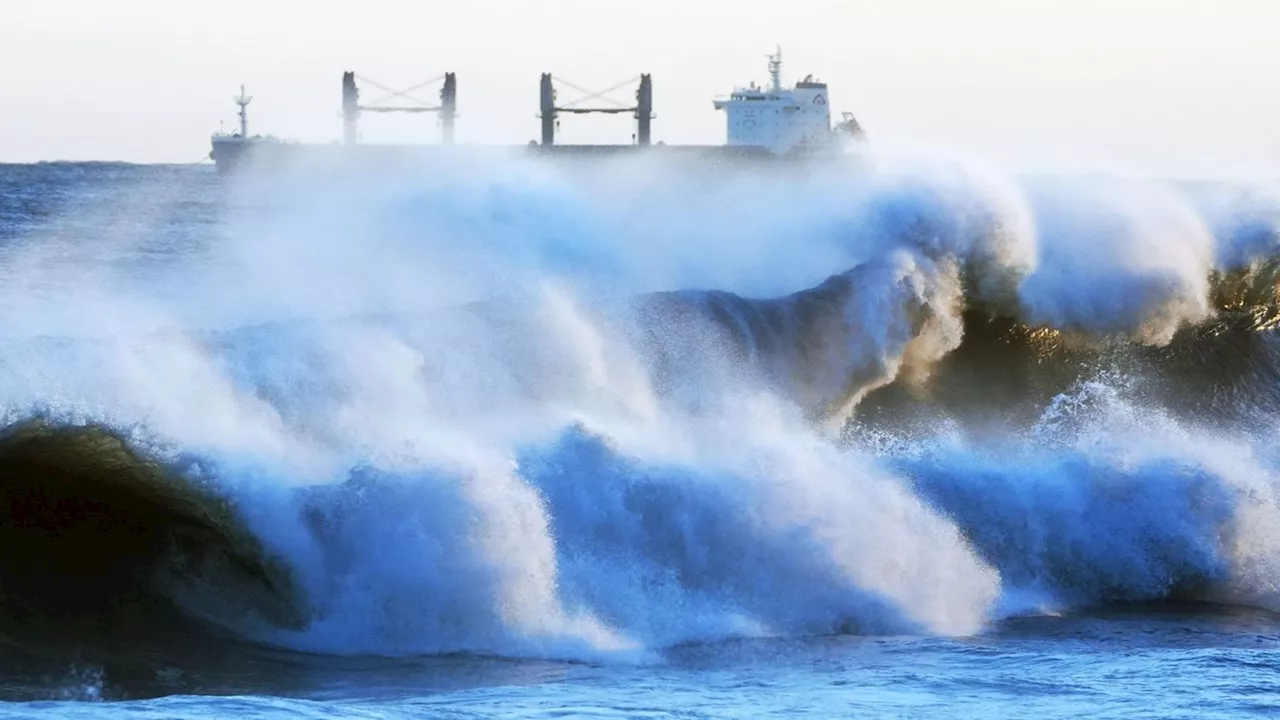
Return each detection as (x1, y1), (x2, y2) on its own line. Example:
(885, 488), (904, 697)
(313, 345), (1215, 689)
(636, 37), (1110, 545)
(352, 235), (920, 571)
(3, 0), (1278, 180)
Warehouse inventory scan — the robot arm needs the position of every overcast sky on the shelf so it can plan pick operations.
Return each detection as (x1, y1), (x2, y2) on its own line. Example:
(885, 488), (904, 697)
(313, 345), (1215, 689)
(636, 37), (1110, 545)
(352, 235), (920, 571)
(3, 0), (1277, 180)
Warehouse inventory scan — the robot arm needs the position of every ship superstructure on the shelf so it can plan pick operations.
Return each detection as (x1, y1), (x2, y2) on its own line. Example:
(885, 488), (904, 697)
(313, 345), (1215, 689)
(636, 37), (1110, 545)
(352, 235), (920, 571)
(209, 85), (285, 171)
(713, 48), (857, 156)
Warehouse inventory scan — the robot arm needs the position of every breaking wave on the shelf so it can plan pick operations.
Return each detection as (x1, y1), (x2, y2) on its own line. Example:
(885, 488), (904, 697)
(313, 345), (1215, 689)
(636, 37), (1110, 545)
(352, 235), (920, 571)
(2, 152), (1280, 665)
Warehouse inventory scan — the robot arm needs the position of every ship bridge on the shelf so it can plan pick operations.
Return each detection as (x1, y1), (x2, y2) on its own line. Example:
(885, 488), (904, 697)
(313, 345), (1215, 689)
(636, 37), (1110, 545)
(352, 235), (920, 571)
(713, 49), (841, 156)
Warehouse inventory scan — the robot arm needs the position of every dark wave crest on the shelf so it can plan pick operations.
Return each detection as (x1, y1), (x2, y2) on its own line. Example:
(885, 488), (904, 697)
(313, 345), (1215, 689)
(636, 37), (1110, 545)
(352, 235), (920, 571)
(628, 221), (1280, 434)
(0, 420), (306, 640)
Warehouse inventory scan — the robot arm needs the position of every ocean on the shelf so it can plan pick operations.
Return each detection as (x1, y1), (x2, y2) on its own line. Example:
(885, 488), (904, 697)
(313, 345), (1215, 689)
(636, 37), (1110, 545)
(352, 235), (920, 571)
(0, 155), (1278, 718)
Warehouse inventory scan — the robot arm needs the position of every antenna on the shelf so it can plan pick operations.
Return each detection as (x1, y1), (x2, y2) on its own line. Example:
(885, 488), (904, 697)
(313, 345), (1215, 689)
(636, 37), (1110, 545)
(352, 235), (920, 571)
(233, 84), (253, 137)
(768, 46), (783, 93)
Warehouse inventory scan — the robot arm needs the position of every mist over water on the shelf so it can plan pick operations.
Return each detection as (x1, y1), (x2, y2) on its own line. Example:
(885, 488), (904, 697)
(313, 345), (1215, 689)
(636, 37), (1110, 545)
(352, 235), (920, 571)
(1, 146), (1280, 695)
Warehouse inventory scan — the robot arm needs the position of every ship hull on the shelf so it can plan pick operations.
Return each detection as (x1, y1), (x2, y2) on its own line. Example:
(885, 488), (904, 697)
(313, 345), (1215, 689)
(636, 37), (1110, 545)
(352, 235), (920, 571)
(210, 137), (859, 176)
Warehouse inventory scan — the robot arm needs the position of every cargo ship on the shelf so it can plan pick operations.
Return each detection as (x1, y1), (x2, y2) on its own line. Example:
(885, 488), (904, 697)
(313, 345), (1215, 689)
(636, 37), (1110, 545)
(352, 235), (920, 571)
(209, 49), (866, 174)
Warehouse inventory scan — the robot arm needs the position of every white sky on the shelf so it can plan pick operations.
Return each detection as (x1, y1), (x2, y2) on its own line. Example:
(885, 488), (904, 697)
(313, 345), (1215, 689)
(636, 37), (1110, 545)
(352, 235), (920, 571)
(3, 0), (1278, 180)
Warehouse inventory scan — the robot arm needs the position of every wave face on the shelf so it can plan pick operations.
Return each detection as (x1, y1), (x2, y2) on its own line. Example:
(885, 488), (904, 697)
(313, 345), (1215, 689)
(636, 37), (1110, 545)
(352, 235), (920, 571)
(0, 420), (304, 635)
(2, 155), (1280, 662)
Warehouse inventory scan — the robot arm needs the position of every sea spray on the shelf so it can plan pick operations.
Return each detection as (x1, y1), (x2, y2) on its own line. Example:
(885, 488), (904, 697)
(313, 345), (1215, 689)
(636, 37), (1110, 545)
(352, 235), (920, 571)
(0, 152), (1279, 662)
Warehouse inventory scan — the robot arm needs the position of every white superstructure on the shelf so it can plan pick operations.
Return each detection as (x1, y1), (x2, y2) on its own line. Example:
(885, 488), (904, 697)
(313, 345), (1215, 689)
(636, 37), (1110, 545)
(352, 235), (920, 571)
(714, 48), (856, 156)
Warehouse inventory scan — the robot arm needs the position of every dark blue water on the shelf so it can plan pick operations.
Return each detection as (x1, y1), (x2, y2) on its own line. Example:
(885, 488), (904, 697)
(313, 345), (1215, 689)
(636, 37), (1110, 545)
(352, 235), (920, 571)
(5, 610), (1279, 717)
(1, 160), (1279, 718)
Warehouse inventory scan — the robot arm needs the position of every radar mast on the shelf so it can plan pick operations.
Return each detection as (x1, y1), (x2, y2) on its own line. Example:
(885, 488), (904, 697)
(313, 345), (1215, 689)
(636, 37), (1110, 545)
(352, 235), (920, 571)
(233, 84), (253, 137)
(768, 46), (783, 92)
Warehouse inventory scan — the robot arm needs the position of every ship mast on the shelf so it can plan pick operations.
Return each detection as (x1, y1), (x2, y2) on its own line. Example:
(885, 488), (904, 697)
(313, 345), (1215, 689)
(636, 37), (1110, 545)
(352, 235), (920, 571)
(768, 46), (783, 93)
(234, 84), (253, 137)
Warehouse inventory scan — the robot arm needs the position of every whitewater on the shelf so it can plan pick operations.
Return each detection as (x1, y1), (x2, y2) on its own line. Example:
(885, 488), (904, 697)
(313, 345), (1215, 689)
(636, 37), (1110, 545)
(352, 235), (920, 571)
(0, 148), (1278, 717)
